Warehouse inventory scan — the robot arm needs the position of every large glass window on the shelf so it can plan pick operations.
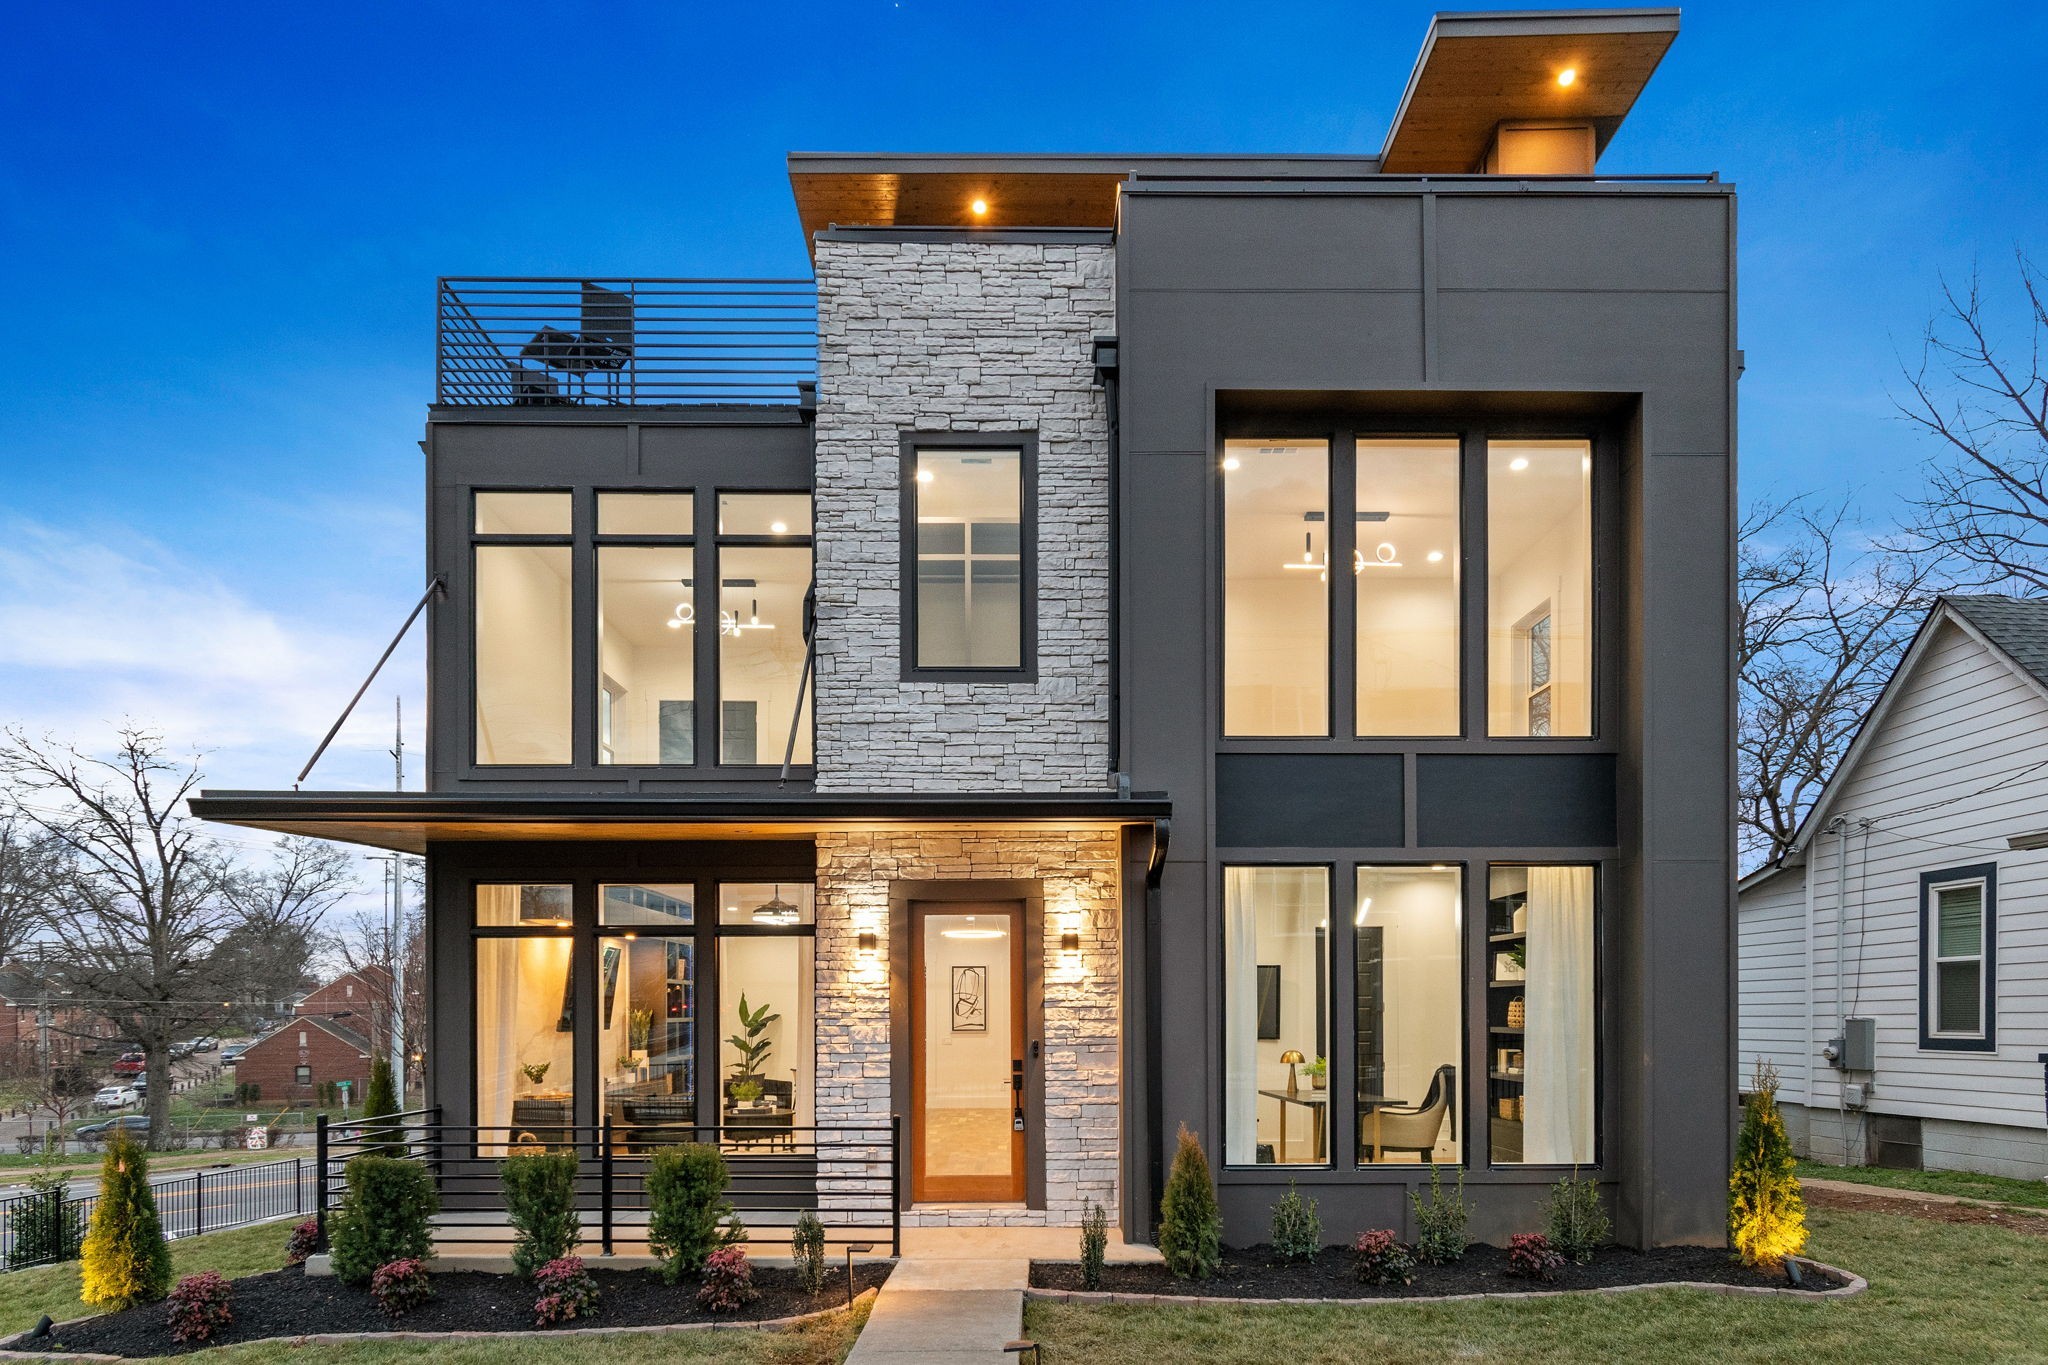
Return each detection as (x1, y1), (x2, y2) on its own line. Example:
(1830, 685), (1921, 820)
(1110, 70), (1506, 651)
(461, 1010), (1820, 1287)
(717, 546), (813, 765)
(598, 546), (696, 764)
(475, 491), (571, 535)
(1224, 866), (1331, 1166)
(1487, 866), (1595, 1165)
(1355, 865), (1462, 1164)
(912, 449), (1025, 670)
(1487, 440), (1592, 737)
(474, 544), (572, 764)
(1223, 441), (1330, 736)
(601, 921), (696, 1140)
(475, 883), (576, 1153)
(598, 492), (694, 536)
(718, 882), (815, 1134)
(1355, 440), (1460, 736)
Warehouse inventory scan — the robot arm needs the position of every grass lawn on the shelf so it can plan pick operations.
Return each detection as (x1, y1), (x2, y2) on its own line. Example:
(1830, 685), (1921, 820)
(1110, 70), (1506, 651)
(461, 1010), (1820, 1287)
(1023, 1204), (2048, 1364)
(0, 1149), (308, 1183)
(1797, 1160), (2048, 1210)
(0, 1220), (290, 1339)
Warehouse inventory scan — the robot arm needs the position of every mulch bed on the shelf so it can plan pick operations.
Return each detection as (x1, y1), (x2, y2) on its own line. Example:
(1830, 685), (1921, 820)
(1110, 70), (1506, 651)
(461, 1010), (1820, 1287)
(1031, 1243), (1838, 1300)
(1805, 1182), (2048, 1237)
(15, 1263), (893, 1358)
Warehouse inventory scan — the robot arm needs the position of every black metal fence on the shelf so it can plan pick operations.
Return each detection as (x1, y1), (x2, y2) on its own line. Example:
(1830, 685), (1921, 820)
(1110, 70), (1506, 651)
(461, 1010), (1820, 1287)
(437, 278), (818, 407)
(0, 1159), (312, 1272)
(317, 1109), (900, 1256)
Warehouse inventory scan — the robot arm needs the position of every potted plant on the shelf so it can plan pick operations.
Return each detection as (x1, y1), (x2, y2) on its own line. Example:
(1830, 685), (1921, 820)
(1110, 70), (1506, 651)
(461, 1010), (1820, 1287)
(615, 1053), (639, 1078)
(726, 995), (779, 1102)
(729, 1079), (763, 1107)
(521, 1062), (552, 1093)
(1304, 1056), (1328, 1092)
(628, 1009), (654, 1065)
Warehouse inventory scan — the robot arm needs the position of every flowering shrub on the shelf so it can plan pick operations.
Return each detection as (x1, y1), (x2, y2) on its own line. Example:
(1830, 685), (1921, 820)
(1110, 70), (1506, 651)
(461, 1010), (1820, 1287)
(1350, 1229), (1416, 1287)
(1505, 1232), (1566, 1281)
(167, 1272), (234, 1344)
(369, 1257), (435, 1319)
(695, 1245), (757, 1313)
(533, 1256), (601, 1326)
(283, 1219), (320, 1269)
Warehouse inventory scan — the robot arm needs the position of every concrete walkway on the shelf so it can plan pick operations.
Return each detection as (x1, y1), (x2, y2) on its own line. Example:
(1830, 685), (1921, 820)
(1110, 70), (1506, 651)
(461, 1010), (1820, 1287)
(845, 1227), (1159, 1365)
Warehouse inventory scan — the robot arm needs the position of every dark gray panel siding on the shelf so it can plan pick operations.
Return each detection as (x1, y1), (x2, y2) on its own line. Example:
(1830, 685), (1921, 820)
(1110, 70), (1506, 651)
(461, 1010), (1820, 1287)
(1216, 754), (1403, 848)
(1415, 754), (1618, 848)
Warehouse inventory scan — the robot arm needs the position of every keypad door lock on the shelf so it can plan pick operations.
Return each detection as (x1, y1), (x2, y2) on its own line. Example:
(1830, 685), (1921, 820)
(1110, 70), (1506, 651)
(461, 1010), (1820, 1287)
(1011, 1058), (1025, 1132)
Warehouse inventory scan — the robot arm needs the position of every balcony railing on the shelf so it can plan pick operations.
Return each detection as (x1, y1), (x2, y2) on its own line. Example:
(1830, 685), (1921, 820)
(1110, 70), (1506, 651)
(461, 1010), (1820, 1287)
(436, 278), (818, 408)
(316, 1110), (901, 1256)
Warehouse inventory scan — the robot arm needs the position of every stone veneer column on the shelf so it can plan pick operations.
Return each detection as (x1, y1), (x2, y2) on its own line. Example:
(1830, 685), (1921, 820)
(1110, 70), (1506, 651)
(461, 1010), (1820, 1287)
(812, 829), (1121, 1227)
(810, 238), (1115, 793)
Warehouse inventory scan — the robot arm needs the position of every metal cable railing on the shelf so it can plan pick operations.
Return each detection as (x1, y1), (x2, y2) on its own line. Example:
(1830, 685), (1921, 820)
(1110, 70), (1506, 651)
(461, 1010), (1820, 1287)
(436, 278), (818, 408)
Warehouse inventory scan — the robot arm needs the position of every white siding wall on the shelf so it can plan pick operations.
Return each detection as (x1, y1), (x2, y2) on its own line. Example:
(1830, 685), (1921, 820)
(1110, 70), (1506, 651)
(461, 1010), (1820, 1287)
(1737, 864), (1809, 1101)
(1742, 618), (2048, 1155)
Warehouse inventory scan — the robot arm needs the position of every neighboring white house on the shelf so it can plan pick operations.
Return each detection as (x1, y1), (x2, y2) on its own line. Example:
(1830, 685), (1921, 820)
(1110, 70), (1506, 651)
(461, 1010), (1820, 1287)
(1739, 595), (2048, 1179)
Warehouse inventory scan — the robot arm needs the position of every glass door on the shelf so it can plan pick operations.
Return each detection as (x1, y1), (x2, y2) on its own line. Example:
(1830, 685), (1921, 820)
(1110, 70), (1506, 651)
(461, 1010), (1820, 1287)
(912, 904), (1025, 1202)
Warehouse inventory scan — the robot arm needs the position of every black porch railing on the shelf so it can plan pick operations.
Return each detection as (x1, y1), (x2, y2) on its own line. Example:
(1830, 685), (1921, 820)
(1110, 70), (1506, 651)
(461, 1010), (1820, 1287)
(317, 1109), (900, 1257)
(436, 278), (819, 408)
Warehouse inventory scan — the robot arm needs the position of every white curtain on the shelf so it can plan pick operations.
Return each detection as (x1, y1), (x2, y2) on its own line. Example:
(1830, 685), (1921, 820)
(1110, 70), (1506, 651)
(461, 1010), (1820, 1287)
(1223, 870), (1260, 1166)
(1523, 866), (1594, 1164)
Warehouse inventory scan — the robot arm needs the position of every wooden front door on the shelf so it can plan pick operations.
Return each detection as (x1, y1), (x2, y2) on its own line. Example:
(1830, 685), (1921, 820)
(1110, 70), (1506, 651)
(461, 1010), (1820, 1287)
(910, 902), (1027, 1202)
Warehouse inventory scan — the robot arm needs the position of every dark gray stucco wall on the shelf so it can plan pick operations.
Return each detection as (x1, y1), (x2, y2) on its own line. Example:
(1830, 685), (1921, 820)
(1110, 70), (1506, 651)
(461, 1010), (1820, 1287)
(1114, 181), (1736, 1246)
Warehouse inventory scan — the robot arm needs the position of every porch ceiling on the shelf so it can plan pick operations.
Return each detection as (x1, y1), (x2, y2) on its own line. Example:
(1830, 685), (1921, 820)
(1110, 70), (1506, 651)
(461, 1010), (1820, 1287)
(188, 790), (1170, 855)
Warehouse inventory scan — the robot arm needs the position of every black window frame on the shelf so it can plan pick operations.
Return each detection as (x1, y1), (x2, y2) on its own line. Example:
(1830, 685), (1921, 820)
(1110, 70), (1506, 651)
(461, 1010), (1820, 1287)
(1919, 862), (1997, 1053)
(898, 431), (1039, 683)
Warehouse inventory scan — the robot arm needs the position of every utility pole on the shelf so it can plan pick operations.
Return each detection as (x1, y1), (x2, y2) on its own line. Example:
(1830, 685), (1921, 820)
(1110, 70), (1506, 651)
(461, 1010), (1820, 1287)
(386, 697), (407, 1099)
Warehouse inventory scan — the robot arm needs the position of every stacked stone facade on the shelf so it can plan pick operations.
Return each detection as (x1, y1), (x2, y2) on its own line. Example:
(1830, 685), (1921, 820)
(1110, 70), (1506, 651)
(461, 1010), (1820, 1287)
(810, 238), (1116, 793)
(812, 827), (1121, 1227)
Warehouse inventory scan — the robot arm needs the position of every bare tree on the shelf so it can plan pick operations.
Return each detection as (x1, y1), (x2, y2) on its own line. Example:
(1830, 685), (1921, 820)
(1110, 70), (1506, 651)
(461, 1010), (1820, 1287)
(1738, 496), (1937, 869)
(215, 837), (356, 1015)
(329, 856), (424, 1099)
(1898, 252), (2048, 589)
(0, 813), (65, 966)
(0, 726), (240, 1147)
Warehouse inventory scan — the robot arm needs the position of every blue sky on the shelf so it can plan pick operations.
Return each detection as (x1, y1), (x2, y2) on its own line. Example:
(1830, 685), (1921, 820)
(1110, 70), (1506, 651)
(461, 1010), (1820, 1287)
(3, 0), (2044, 795)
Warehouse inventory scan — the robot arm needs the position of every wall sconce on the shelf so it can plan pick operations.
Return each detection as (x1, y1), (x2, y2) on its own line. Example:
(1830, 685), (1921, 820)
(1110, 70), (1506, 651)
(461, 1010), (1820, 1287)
(1059, 930), (1080, 954)
(857, 930), (879, 958)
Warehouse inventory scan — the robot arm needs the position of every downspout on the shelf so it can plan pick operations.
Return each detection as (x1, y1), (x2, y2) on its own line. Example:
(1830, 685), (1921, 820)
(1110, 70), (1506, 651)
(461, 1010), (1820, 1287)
(1828, 816), (1850, 1162)
(1094, 335), (1121, 774)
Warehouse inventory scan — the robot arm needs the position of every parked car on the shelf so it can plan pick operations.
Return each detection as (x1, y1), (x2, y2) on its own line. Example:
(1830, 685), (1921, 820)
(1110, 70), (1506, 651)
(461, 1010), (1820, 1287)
(220, 1043), (248, 1066)
(188, 1037), (218, 1053)
(111, 1051), (145, 1076)
(76, 1114), (151, 1139)
(93, 1085), (139, 1110)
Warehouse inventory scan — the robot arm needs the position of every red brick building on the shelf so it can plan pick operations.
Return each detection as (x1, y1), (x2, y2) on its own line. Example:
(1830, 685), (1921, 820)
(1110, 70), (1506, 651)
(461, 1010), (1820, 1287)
(0, 963), (118, 1077)
(296, 967), (394, 1038)
(234, 1014), (372, 1105)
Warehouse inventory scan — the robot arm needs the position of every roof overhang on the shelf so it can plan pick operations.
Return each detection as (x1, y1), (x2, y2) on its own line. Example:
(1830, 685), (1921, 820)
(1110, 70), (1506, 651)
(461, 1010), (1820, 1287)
(1379, 8), (1681, 173)
(787, 152), (1383, 246)
(189, 790), (1172, 856)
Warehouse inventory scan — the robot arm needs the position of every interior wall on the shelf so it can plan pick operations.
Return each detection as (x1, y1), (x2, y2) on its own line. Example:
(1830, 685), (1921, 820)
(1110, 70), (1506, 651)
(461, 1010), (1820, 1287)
(475, 936), (576, 1134)
(1486, 442), (1593, 736)
(921, 917), (1014, 1111)
(1359, 872), (1462, 1158)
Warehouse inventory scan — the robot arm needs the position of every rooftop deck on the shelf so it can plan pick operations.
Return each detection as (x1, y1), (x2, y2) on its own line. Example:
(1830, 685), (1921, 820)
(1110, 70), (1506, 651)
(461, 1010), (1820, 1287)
(436, 277), (818, 409)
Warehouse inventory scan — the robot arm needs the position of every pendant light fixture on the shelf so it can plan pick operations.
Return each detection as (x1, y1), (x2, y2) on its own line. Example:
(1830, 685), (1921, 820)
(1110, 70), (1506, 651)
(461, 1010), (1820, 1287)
(751, 884), (801, 926)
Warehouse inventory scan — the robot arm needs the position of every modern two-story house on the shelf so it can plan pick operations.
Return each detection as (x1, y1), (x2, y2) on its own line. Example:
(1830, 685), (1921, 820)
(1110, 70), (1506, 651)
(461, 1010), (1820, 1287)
(194, 7), (1736, 1250)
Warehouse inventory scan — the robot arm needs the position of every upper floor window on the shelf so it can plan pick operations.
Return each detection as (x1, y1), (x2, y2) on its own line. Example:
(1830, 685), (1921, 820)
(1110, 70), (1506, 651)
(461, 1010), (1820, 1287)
(1921, 864), (1996, 1051)
(473, 488), (811, 769)
(903, 440), (1032, 677)
(1356, 440), (1459, 736)
(1222, 441), (1329, 735)
(1486, 440), (1591, 737)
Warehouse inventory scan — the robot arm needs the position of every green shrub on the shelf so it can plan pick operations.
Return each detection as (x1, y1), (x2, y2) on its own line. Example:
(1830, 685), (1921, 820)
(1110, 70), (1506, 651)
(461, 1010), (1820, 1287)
(79, 1131), (172, 1310)
(1731, 1059), (1808, 1267)
(361, 1057), (403, 1158)
(11, 1165), (84, 1269)
(1157, 1124), (1222, 1281)
(1545, 1168), (1610, 1263)
(790, 1210), (828, 1295)
(328, 1154), (438, 1286)
(1080, 1198), (1109, 1290)
(502, 1151), (581, 1276)
(1409, 1165), (1469, 1265)
(1269, 1183), (1321, 1263)
(1505, 1231), (1565, 1281)
(646, 1143), (733, 1281)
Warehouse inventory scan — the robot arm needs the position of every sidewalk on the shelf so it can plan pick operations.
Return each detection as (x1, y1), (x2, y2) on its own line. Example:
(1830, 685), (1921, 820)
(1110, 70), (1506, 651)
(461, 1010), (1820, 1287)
(846, 1227), (1159, 1365)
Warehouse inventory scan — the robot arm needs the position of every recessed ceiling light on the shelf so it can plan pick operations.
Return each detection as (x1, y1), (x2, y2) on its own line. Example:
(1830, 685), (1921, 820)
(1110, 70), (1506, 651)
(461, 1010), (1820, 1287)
(970, 198), (989, 217)
(1221, 456), (1241, 472)
(916, 468), (934, 483)
(1427, 550), (1444, 563)
(1510, 456), (1530, 472)
(1557, 67), (1577, 87)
